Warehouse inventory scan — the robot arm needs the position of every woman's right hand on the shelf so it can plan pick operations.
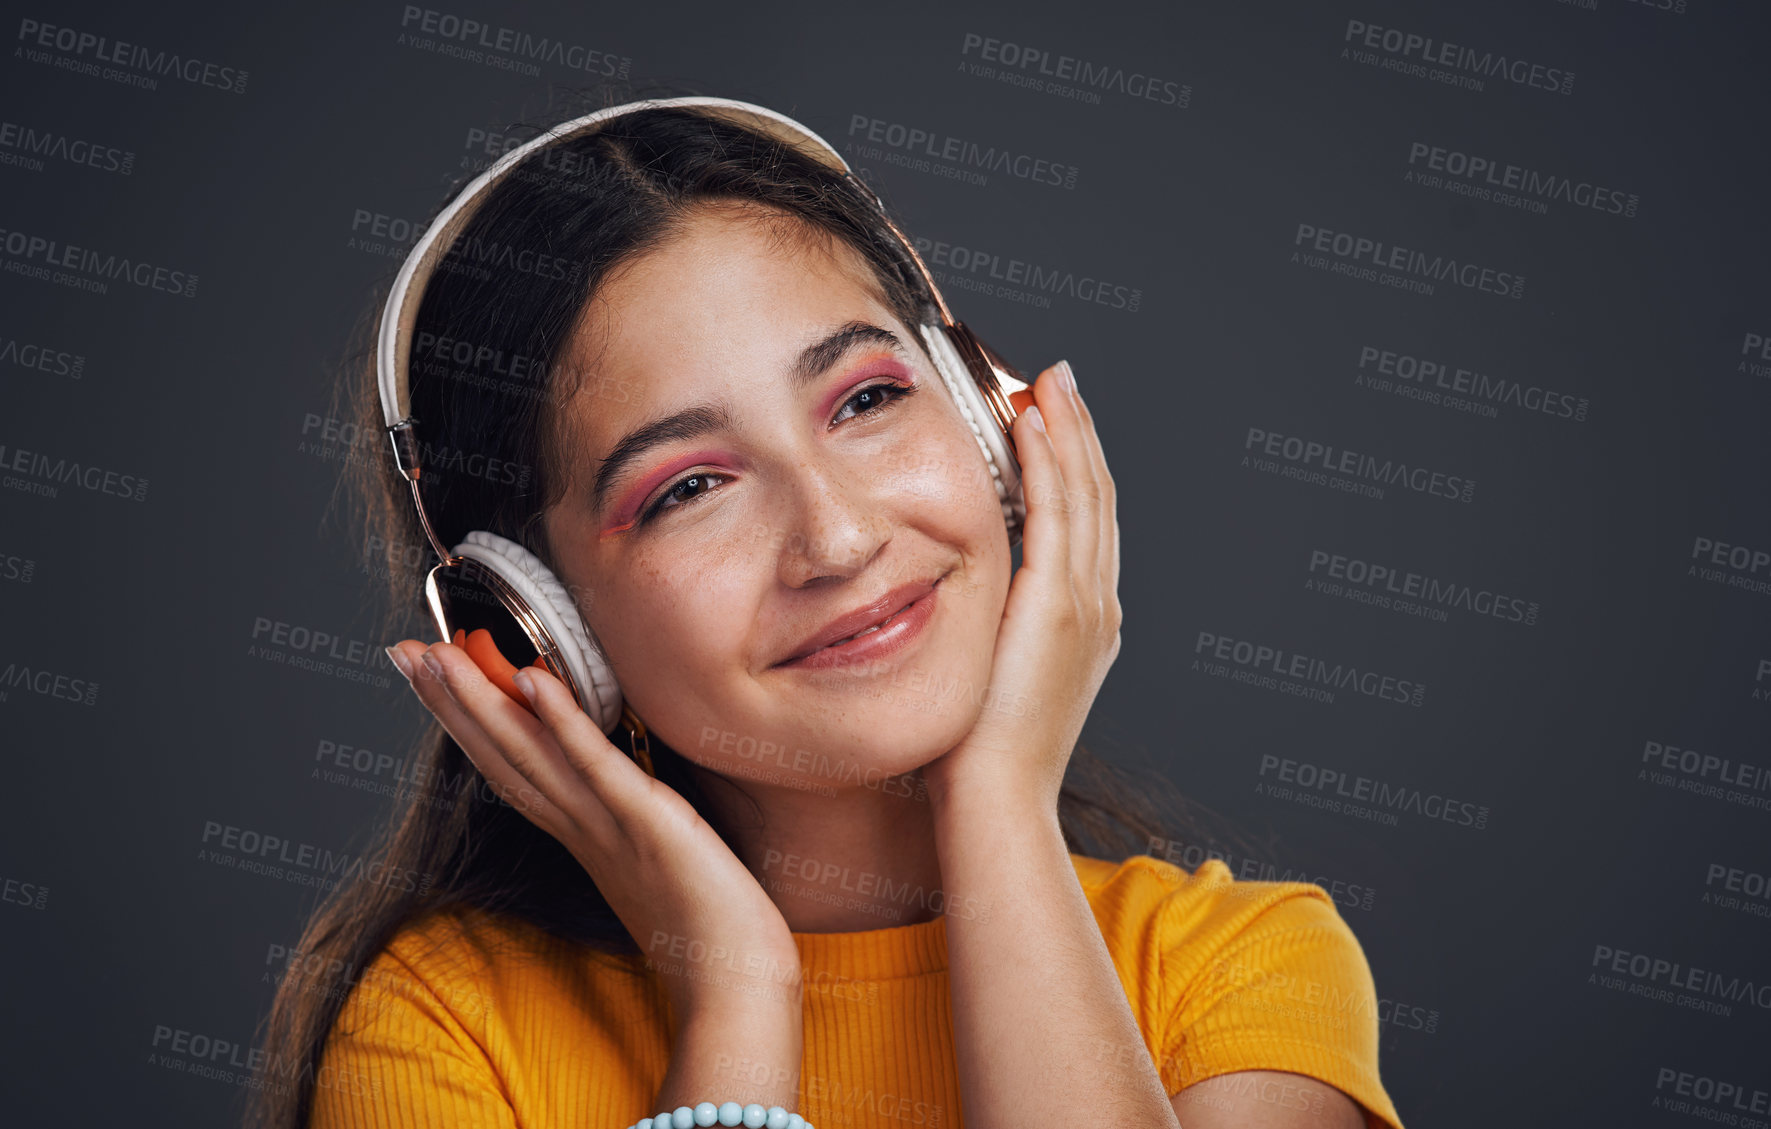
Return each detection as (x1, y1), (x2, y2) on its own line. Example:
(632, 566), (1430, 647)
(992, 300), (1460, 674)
(386, 638), (805, 1024)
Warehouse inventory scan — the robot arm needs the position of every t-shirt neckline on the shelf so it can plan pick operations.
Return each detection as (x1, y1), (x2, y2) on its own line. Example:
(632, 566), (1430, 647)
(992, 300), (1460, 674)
(789, 912), (949, 981)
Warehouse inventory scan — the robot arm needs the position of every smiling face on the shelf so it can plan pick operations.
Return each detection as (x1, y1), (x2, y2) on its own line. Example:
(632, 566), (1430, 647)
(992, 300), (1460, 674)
(540, 201), (1013, 790)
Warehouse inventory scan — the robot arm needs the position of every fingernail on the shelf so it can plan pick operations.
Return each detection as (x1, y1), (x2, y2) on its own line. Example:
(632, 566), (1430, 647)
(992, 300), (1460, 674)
(513, 669), (538, 705)
(1057, 359), (1077, 394)
(1026, 405), (1046, 433)
(420, 649), (446, 688)
(385, 646), (414, 683)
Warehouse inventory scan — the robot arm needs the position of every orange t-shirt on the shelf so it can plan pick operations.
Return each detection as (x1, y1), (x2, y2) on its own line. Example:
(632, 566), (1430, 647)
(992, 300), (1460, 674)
(309, 853), (1405, 1129)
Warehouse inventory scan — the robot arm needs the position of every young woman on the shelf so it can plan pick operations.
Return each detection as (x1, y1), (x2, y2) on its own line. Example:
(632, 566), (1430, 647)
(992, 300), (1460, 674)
(248, 94), (1405, 1129)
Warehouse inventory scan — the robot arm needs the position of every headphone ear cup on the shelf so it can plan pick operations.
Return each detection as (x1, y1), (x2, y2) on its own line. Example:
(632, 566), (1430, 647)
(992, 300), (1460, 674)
(917, 320), (1026, 546)
(452, 530), (624, 734)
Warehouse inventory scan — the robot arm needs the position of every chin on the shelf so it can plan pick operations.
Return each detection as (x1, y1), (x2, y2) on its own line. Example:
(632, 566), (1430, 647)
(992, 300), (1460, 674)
(838, 689), (987, 776)
(708, 684), (985, 797)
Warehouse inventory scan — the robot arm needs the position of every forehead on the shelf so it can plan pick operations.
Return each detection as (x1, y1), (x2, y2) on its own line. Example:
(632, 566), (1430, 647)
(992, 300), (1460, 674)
(557, 204), (898, 443)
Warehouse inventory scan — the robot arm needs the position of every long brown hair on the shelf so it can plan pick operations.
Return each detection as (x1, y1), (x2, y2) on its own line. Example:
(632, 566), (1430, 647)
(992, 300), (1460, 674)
(245, 82), (1241, 1129)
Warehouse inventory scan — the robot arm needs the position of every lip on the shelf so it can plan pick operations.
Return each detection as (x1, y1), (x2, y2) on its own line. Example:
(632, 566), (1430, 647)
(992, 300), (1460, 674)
(773, 574), (945, 671)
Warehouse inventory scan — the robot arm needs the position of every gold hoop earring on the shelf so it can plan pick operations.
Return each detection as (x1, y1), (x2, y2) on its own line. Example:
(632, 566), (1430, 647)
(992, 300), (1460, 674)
(619, 703), (655, 778)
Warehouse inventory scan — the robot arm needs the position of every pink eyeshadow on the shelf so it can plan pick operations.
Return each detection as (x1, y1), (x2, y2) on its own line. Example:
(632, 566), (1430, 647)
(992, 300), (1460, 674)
(602, 447), (735, 534)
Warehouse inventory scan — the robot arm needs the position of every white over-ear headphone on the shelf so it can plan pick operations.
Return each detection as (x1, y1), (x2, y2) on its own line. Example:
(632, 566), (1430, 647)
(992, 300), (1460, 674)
(376, 96), (1029, 746)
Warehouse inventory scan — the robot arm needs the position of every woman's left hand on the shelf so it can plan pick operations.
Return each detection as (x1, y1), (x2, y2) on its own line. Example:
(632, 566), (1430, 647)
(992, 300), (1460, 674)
(920, 359), (1122, 815)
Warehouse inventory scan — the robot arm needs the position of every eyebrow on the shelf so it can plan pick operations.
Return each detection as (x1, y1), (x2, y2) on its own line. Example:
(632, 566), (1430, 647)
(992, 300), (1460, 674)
(589, 320), (909, 516)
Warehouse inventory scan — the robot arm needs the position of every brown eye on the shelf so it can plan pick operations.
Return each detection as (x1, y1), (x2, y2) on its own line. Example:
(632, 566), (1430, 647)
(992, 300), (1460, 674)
(832, 379), (917, 425)
(639, 472), (730, 526)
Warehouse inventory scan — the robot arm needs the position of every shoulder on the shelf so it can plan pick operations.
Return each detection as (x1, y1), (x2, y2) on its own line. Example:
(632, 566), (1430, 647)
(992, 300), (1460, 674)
(1070, 853), (1403, 1129)
(310, 908), (561, 1128)
(328, 907), (526, 1040)
(1071, 851), (1352, 970)
(310, 907), (670, 1129)
(332, 905), (638, 1039)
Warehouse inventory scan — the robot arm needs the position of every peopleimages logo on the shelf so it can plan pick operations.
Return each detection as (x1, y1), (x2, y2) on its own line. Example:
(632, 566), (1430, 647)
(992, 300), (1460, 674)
(1404, 141), (1638, 219)
(957, 32), (1191, 109)
(846, 114), (1079, 189)
(0, 226), (199, 297)
(199, 821), (433, 895)
(1146, 835), (1378, 913)
(1256, 755), (1486, 828)
(15, 17), (250, 93)
(0, 333), (84, 379)
(1356, 345), (1590, 424)
(1195, 630), (1427, 708)
(1638, 738), (1771, 814)
(250, 617), (398, 670)
(347, 208), (580, 283)
(0, 553), (35, 584)
(1293, 223), (1525, 300)
(1341, 19), (1574, 96)
(0, 662), (99, 706)
(1688, 535), (1771, 598)
(458, 124), (603, 192)
(0, 441), (149, 501)
(1590, 943), (1771, 1016)
(1741, 330), (1771, 380)
(396, 6), (632, 79)
(1306, 549), (1540, 626)
(0, 120), (134, 175)
(1244, 427), (1476, 504)
(1651, 1069), (1771, 1123)
(296, 413), (533, 488)
(909, 234), (1142, 313)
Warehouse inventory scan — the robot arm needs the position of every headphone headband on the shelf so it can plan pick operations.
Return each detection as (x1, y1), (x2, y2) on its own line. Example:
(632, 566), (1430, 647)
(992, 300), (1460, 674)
(376, 96), (877, 441)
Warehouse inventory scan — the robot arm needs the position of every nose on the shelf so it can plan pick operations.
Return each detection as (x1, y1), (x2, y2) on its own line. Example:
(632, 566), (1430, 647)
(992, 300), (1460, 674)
(773, 460), (891, 589)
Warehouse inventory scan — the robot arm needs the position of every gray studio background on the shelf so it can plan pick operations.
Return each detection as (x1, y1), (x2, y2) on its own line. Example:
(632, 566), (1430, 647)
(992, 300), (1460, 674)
(2, 0), (1768, 1126)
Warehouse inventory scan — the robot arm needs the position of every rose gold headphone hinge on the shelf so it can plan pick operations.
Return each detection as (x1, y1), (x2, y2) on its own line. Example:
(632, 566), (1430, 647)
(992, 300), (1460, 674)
(872, 206), (957, 328)
(388, 419), (422, 479)
(389, 419), (454, 564)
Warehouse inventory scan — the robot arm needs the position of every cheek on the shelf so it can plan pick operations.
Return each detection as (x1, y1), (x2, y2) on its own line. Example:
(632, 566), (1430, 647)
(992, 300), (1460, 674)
(875, 424), (1002, 529)
(878, 425), (1012, 612)
(590, 549), (754, 698)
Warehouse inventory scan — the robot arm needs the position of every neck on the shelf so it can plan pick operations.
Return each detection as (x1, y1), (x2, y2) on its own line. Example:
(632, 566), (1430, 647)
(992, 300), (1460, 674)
(687, 760), (946, 934)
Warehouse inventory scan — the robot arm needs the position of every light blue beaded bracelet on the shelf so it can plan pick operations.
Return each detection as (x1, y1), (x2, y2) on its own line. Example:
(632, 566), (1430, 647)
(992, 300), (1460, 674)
(627, 1100), (813, 1129)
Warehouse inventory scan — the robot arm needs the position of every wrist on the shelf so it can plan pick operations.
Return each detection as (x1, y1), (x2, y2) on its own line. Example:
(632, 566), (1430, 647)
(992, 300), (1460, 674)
(662, 997), (805, 1111)
(930, 771), (1066, 904)
(669, 960), (805, 1028)
(926, 759), (1060, 831)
